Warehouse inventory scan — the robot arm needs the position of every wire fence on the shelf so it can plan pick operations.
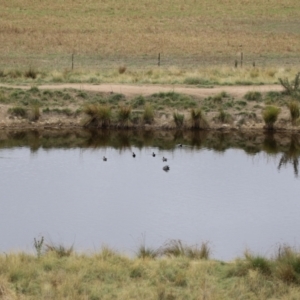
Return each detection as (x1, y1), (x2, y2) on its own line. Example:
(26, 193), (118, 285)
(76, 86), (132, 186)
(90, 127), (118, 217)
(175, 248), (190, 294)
(0, 53), (299, 71)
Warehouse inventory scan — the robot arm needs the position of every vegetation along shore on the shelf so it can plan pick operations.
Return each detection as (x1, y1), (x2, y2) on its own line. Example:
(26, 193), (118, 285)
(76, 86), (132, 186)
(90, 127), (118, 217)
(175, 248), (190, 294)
(1, 238), (300, 299)
(0, 74), (300, 132)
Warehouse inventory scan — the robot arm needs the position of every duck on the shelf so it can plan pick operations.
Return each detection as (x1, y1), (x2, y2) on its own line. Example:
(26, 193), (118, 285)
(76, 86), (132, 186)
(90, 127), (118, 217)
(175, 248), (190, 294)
(152, 152), (156, 157)
(162, 157), (167, 162)
(177, 144), (183, 147)
(103, 156), (107, 161)
(132, 152), (136, 158)
(163, 165), (170, 172)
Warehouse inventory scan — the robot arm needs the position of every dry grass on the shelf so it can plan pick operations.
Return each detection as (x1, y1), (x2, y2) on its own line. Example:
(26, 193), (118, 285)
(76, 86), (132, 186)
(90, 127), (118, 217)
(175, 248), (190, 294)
(1, 246), (300, 300)
(0, 0), (299, 76)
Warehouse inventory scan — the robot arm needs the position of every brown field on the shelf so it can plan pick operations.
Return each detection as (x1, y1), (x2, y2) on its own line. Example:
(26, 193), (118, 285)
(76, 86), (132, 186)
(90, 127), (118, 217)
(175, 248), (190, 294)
(0, 0), (300, 71)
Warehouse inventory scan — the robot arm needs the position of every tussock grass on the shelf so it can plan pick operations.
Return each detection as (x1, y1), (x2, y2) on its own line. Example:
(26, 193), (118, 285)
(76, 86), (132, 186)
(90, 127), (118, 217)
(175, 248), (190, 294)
(24, 67), (38, 79)
(244, 91), (262, 101)
(288, 101), (300, 125)
(190, 108), (209, 129)
(216, 109), (232, 124)
(8, 106), (27, 118)
(143, 104), (154, 124)
(118, 105), (131, 126)
(45, 243), (73, 258)
(161, 240), (211, 260)
(173, 112), (185, 128)
(262, 106), (281, 130)
(29, 104), (41, 121)
(83, 104), (111, 128)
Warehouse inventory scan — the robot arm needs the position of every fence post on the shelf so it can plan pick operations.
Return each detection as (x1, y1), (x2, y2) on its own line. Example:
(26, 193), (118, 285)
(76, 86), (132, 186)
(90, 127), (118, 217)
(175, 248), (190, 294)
(158, 53), (160, 66)
(72, 53), (74, 70)
(241, 52), (243, 68)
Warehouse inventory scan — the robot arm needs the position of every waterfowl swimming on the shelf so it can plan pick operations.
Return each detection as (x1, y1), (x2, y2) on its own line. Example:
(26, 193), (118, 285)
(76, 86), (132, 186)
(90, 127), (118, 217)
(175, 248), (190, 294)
(132, 152), (136, 158)
(177, 144), (183, 147)
(163, 165), (170, 172)
(162, 157), (167, 162)
(103, 156), (107, 161)
(152, 152), (156, 157)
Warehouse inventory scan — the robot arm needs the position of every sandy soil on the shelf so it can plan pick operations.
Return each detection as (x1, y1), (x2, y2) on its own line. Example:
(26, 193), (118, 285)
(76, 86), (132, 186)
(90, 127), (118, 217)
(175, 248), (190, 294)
(0, 83), (283, 98)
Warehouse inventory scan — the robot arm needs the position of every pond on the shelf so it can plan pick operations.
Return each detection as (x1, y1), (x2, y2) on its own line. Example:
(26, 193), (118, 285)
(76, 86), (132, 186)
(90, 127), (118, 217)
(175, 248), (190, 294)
(1, 129), (300, 261)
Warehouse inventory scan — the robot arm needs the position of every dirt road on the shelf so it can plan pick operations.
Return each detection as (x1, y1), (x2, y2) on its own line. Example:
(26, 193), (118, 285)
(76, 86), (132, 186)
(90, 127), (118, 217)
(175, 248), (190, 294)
(0, 83), (283, 98)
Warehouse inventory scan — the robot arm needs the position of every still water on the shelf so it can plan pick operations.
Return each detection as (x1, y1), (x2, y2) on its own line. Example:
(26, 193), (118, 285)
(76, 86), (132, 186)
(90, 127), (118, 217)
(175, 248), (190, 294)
(0, 130), (300, 261)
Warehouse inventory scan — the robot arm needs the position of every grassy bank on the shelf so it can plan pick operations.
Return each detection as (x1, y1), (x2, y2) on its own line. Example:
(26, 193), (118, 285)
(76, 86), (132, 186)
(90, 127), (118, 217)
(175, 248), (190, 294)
(1, 241), (300, 299)
(0, 77), (300, 131)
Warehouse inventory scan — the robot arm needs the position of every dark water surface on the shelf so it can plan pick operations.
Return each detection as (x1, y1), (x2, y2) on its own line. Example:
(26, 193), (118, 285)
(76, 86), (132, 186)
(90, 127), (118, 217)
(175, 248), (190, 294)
(1, 130), (300, 260)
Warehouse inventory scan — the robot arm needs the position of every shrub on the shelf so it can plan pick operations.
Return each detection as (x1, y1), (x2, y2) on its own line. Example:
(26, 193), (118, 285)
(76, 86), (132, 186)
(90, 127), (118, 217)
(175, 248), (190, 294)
(287, 101), (300, 125)
(190, 108), (209, 129)
(262, 106), (280, 130)
(143, 104), (154, 124)
(279, 73), (300, 95)
(83, 104), (111, 127)
(118, 65), (127, 74)
(8, 106), (27, 117)
(173, 112), (184, 128)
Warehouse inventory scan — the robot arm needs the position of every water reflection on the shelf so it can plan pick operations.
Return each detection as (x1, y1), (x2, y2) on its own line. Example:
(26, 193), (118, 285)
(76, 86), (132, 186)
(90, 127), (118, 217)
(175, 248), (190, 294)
(1, 129), (300, 177)
(278, 135), (300, 177)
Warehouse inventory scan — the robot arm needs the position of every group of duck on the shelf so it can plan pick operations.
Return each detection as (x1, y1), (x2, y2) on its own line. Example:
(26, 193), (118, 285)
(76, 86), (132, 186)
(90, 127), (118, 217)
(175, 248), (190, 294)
(102, 152), (170, 171)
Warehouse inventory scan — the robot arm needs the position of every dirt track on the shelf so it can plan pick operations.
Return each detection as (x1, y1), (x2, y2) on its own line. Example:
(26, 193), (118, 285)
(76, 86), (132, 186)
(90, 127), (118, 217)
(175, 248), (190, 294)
(0, 83), (283, 98)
